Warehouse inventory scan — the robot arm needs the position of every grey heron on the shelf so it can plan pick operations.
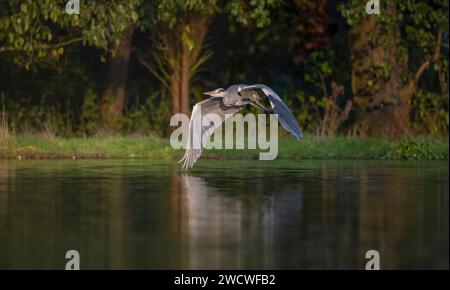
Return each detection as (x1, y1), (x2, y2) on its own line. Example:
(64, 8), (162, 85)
(179, 84), (302, 170)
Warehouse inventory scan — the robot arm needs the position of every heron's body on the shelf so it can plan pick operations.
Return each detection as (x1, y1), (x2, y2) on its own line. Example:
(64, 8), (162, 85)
(180, 84), (303, 170)
(220, 84), (268, 106)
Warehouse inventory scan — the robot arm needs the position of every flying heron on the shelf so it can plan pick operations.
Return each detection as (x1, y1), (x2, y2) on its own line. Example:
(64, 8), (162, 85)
(179, 84), (302, 170)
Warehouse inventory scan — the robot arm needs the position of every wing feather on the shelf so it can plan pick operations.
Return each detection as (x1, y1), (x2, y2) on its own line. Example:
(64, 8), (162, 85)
(242, 84), (303, 140)
(179, 97), (244, 170)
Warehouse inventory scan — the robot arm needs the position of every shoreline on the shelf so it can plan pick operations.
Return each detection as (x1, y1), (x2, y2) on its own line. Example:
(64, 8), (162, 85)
(0, 135), (448, 161)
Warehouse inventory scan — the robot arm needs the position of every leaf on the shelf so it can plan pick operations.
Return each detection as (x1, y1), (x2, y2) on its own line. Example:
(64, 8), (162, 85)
(20, 3), (27, 14)
(181, 30), (194, 51)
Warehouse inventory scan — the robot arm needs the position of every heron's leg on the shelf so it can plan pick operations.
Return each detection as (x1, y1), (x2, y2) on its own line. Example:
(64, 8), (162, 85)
(250, 100), (273, 114)
(249, 102), (267, 113)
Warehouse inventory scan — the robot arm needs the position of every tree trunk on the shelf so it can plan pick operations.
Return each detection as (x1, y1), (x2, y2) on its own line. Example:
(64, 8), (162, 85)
(349, 4), (409, 138)
(100, 27), (134, 133)
(169, 47), (190, 116)
(171, 64), (181, 115)
(180, 45), (191, 115)
(160, 15), (209, 116)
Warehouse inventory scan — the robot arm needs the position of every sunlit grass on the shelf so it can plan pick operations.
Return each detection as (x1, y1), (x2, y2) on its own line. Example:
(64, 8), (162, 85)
(0, 110), (15, 149)
(0, 134), (448, 160)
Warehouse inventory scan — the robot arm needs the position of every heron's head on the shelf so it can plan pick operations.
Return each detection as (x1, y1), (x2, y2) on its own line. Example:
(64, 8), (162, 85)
(203, 88), (226, 97)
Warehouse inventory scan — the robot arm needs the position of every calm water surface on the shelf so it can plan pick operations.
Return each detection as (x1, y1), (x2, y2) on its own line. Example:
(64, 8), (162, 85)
(0, 160), (448, 269)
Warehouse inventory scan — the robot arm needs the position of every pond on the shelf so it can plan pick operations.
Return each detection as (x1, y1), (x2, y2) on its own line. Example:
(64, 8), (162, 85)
(0, 160), (448, 269)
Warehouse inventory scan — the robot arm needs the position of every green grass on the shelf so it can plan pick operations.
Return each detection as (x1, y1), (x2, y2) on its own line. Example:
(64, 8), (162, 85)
(0, 135), (448, 160)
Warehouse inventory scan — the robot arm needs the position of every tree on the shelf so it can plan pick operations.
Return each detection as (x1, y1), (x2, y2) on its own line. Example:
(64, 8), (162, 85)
(100, 26), (134, 132)
(0, 1), (140, 66)
(0, 0), (141, 132)
(142, 0), (279, 115)
(340, 0), (448, 137)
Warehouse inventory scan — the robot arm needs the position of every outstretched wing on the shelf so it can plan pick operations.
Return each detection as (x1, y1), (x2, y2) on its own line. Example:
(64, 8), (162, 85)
(241, 84), (303, 140)
(179, 97), (244, 170)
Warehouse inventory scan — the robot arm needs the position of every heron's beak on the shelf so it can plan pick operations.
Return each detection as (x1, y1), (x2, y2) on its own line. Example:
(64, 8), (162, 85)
(203, 91), (214, 96)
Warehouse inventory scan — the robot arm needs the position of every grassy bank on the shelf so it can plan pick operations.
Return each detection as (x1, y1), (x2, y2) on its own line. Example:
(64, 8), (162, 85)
(0, 135), (448, 160)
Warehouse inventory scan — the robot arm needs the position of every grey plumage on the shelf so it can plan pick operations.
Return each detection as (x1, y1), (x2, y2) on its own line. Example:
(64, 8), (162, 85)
(239, 84), (303, 140)
(179, 84), (302, 170)
(179, 97), (243, 169)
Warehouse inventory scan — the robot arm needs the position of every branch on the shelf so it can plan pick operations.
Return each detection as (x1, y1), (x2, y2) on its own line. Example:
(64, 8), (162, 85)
(139, 59), (171, 91)
(408, 33), (442, 92)
(400, 32), (442, 104)
(0, 36), (84, 53)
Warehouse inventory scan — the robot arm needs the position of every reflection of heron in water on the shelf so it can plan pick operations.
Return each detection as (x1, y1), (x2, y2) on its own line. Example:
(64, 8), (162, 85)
(179, 174), (303, 269)
(180, 84), (303, 170)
